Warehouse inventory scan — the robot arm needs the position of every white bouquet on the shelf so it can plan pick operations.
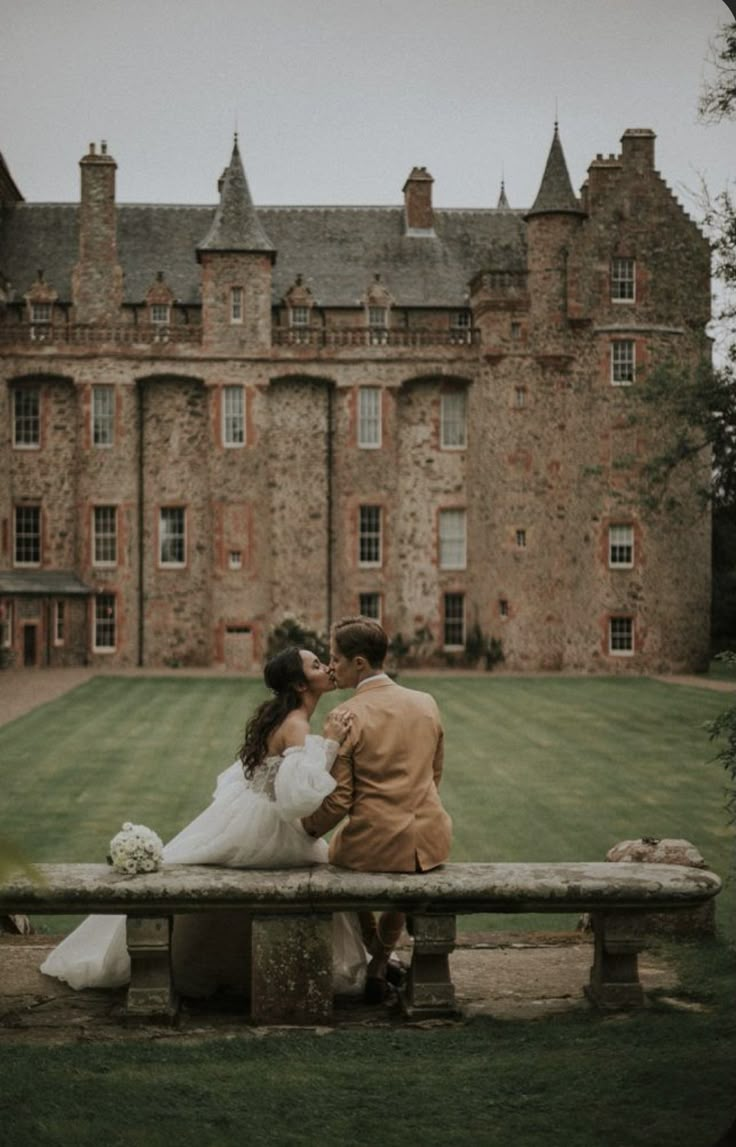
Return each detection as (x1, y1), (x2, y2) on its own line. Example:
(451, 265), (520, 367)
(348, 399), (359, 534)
(107, 822), (164, 875)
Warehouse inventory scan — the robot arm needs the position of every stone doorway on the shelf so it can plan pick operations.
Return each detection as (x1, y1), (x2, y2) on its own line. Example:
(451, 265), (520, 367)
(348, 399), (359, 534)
(22, 623), (38, 667)
(224, 626), (254, 672)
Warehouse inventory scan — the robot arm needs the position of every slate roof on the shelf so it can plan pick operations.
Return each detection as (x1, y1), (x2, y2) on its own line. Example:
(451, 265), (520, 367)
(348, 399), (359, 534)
(0, 571), (92, 596)
(526, 125), (584, 218)
(0, 201), (527, 309)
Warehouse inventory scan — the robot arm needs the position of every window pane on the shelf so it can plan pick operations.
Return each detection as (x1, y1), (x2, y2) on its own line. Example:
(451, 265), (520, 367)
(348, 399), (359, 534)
(151, 304), (170, 324)
(439, 509), (466, 569)
(359, 592), (381, 620)
(359, 505), (382, 565)
(291, 306), (309, 327)
(223, 386), (245, 446)
(231, 287), (243, 322)
(13, 389), (40, 447)
(0, 602), (13, 647)
(611, 340), (635, 384)
(609, 524), (634, 567)
(55, 601), (65, 644)
(441, 392), (466, 448)
(95, 594), (116, 649)
(358, 387), (381, 447)
(611, 258), (635, 301)
(14, 506), (40, 565)
(94, 506), (118, 565)
(160, 508), (186, 565)
(92, 386), (114, 446)
(609, 616), (633, 654)
(444, 593), (465, 646)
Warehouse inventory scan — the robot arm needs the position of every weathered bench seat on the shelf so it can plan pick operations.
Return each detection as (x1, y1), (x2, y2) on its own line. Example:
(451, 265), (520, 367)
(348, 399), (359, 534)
(0, 860), (721, 1023)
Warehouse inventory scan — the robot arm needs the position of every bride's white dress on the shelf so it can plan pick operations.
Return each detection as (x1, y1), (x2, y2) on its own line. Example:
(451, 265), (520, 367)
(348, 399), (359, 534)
(40, 736), (366, 996)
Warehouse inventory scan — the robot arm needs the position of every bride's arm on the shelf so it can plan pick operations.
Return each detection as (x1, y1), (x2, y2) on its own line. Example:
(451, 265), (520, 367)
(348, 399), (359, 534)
(300, 717), (356, 839)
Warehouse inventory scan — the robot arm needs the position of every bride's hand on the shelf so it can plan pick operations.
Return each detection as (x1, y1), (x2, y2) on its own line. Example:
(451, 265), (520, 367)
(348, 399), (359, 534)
(323, 708), (353, 745)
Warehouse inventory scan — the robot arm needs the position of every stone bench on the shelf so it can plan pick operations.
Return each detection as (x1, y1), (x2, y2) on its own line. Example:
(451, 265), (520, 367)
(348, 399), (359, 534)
(0, 860), (721, 1024)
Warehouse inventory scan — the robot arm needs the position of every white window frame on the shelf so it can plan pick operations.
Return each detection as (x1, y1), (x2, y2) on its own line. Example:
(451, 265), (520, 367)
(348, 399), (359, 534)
(0, 601), (13, 648)
(222, 386), (245, 447)
(443, 592), (465, 649)
(290, 306), (310, 328)
(53, 600), (65, 646)
(439, 509), (467, 570)
(92, 385), (115, 447)
(514, 386), (526, 409)
(516, 529), (527, 549)
(93, 593), (117, 652)
(159, 507), (187, 568)
(609, 616), (634, 656)
(359, 592), (382, 621)
(93, 506), (118, 568)
(450, 310), (472, 344)
(611, 257), (636, 303)
(30, 302), (52, 324)
(611, 340), (635, 385)
(13, 388), (40, 449)
(230, 287), (244, 324)
(358, 505), (382, 568)
(358, 387), (382, 449)
(150, 303), (170, 325)
(228, 550), (242, 571)
(14, 506), (41, 567)
(440, 391), (467, 449)
(609, 524), (634, 569)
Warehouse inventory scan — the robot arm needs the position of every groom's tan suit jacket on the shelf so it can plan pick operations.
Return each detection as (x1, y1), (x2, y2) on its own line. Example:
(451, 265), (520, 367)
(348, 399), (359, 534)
(301, 677), (452, 873)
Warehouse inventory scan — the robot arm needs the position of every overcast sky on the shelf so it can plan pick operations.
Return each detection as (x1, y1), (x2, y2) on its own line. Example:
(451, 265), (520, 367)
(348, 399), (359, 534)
(1, 0), (734, 218)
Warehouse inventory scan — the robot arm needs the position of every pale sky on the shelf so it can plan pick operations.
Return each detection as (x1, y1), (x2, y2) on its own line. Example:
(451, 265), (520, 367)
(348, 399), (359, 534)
(1, 0), (734, 220)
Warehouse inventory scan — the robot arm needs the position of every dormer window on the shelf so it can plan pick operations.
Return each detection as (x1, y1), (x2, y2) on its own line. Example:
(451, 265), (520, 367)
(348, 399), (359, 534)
(450, 310), (472, 344)
(368, 306), (387, 329)
(31, 302), (52, 325)
(291, 306), (309, 328)
(231, 287), (244, 324)
(150, 303), (170, 325)
(611, 258), (635, 302)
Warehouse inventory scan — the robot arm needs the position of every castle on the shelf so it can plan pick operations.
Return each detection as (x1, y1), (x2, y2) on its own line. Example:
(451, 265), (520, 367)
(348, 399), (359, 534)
(0, 127), (711, 672)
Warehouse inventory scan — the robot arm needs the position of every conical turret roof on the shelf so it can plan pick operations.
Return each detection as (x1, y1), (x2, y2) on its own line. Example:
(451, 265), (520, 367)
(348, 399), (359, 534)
(497, 179), (510, 209)
(197, 136), (275, 258)
(525, 124), (585, 219)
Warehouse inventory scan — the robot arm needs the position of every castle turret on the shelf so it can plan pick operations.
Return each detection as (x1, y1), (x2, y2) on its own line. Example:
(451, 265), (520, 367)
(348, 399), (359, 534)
(71, 141), (124, 323)
(524, 124), (586, 329)
(197, 136), (275, 350)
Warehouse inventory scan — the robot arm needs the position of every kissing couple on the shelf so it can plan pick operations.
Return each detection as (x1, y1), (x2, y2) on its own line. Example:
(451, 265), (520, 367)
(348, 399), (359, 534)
(41, 616), (453, 1005)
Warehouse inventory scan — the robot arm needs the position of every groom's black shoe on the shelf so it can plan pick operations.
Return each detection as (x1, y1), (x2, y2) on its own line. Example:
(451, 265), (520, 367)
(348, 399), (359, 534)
(364, 975), (388, 1004)
(385, 960), (407, 989)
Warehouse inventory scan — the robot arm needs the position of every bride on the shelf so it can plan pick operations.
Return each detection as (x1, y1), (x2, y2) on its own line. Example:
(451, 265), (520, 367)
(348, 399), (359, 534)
(40, 647), (367, 998)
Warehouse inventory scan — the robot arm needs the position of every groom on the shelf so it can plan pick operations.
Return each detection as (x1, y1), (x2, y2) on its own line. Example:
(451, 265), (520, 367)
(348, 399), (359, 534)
(301, 615), (452, 1001)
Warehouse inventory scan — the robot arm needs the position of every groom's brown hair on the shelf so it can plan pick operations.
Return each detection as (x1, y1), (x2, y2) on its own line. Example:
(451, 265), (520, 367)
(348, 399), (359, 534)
(332, 616), (388, 668)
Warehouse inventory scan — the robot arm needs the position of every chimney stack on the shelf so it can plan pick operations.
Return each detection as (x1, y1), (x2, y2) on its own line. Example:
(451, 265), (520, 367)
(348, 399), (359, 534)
(72, 141), (123, 323)
(403, 166), (434, 233)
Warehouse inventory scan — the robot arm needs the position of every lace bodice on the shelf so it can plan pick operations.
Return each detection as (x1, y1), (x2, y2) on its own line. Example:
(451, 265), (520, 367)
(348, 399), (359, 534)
(248, 756), (282, 800)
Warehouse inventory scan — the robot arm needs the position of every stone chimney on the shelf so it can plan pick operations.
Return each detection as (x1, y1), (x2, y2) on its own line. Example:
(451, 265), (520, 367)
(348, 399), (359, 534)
(71, 141), (123, 323)
(620, 129), (656, 174)
(403, 167), (434, 233)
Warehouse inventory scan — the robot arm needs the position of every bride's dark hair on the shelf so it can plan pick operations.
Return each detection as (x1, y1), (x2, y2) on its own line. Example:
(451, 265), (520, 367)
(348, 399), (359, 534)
(238, 647), (308, 778)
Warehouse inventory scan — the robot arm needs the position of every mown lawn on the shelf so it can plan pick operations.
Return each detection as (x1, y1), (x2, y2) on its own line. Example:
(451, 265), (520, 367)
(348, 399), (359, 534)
(1, 674), (736, 1146)
(0, 673), (734, 936)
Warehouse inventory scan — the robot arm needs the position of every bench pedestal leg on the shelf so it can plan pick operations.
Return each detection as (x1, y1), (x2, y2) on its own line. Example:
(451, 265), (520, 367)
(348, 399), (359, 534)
(586, 912), (646, 1009)
(404, 913), (459, 1020)
(126, 916), (177, 1019)
(251, 914), (333, 1025)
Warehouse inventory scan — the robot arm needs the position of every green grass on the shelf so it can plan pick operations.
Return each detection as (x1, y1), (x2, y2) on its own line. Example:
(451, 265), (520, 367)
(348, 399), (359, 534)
(2, 675), (736, 1145)
(1, 674), (735, 937)
(0, 938), (735, 1146)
